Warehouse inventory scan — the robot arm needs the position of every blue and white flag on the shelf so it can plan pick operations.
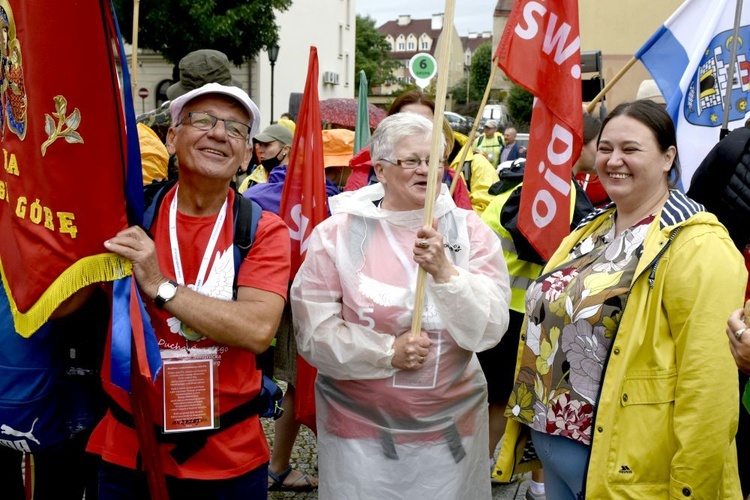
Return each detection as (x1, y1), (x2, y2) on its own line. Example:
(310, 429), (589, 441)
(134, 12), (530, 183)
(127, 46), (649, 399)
(636, 0), (750, 188)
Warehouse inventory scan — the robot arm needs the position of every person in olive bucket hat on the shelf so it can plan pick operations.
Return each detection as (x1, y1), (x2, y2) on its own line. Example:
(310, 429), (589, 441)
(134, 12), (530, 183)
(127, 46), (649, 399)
(137, 49), (244, 143)
(166, 49), (243, 100)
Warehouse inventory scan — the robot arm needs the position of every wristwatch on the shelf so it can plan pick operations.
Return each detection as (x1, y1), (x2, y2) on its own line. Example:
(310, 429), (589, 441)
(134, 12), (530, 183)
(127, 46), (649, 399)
(154, 280), (178, 309)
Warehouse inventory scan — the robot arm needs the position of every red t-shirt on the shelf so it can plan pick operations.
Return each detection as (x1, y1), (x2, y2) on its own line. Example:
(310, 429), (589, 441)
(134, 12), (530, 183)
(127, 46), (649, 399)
(88, 187), (290, 480)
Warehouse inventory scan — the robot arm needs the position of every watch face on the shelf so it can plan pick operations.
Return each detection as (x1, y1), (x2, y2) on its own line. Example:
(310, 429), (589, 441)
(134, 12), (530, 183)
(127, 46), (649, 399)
(158, 281), (177, 301)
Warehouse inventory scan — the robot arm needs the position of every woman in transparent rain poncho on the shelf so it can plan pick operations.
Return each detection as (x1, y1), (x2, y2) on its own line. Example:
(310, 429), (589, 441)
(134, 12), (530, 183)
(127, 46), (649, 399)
(290, 113), (510, 499)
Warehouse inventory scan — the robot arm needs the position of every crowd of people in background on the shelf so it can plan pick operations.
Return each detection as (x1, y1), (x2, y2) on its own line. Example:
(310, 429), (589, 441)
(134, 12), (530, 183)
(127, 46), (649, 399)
(6, 44), (750, 500)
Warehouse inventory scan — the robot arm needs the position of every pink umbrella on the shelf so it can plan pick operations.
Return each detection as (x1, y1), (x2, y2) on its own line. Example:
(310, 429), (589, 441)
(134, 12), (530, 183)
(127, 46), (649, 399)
(319, 98), (386, 129)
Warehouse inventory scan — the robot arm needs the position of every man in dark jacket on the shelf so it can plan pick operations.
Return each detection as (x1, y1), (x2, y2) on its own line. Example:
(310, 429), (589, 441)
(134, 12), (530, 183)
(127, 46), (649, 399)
(687, 124), (750, 497)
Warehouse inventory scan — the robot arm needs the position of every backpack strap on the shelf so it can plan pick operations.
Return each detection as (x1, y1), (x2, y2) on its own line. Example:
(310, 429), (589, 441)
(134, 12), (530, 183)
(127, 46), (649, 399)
(231, 194), (262, 299)
(142, 179), (177, 232)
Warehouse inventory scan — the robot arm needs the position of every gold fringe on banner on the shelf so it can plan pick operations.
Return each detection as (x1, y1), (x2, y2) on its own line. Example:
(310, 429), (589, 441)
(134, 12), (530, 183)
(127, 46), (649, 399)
(1, 253), (132, 337)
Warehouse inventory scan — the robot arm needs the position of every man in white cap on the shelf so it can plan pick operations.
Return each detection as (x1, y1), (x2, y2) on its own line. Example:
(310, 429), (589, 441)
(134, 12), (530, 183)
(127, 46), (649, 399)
(89, 83), (291, 498)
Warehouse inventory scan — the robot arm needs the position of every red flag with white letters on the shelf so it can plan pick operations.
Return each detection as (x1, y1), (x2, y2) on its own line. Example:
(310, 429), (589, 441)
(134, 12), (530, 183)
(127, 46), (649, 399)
(495, 0), (583, 260)
(279, 47), (327, 429)
(279, 47), (328, 276)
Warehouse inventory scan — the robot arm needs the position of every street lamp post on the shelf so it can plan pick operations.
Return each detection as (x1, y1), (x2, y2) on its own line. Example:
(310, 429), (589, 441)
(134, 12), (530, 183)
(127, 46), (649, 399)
(268, 44), (280, 125)
(466, 67), (470, 103)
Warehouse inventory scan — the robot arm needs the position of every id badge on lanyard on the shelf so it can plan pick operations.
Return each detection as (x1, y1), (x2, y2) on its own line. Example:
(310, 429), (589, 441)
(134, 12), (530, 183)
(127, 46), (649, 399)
(161, 347), (220, 433)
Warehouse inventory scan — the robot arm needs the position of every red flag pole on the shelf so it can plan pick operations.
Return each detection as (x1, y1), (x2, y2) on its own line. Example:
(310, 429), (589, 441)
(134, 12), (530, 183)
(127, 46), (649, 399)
(129, 367), (169, 499)
(126, 1), (166, 490)
(128, 280), (169, 499)
(279, 47), (327, 429)
(411, 0), (457, 336)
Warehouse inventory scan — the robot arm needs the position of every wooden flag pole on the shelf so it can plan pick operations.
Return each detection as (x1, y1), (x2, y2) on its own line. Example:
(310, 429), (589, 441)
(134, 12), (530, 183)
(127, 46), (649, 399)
(131, 0), (141, 91)
(411, 0), (456, 336)
(450, 63), (499, 194)
(585, 56), (637, 114)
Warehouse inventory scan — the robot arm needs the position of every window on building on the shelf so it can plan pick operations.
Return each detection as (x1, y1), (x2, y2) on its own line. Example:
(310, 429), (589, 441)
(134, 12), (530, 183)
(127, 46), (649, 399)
(345, 53), (350, 87)
(408, 41), (415, 50)
(421, 41), (429, 50)
(338, 25), (343, 58)
(398, 42), (405, 50)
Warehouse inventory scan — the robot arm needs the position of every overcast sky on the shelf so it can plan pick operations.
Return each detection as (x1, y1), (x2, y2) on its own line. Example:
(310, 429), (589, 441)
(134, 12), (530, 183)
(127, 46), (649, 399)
(356, 0), (494, 36)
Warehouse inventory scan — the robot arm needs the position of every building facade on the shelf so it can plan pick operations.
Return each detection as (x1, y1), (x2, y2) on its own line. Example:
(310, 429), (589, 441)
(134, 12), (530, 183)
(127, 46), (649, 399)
(126, 0), (356, 124)
(372, 14), (466, 100)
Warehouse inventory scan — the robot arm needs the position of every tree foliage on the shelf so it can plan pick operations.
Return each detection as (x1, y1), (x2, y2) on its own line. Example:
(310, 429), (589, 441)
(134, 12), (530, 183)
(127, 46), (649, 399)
(506, 84), (534, 129)
(449, 76), (470, 106)
(355, 15), (400, 94)
(113, 0), (292, 67)
(469, 43), (493, 102)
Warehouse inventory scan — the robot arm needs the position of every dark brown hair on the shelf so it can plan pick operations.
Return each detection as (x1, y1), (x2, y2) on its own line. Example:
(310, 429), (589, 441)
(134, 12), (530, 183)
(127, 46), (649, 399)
(387, 90), (435, 116)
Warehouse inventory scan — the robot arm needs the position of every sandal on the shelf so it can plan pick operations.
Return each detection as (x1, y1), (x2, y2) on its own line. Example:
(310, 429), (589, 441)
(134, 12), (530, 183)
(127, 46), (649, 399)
(268, 466), (318, 492)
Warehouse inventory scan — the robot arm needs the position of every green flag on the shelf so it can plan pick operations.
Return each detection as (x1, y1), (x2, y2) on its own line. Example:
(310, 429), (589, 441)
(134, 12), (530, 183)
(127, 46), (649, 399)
(354, 70), (370, 153)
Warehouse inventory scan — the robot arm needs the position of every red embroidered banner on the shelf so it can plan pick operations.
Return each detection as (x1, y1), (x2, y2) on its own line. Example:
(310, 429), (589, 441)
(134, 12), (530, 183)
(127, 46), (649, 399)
(279, 47), (327, 429)
(495, 0), (583, 260)
(0, 0), (130, 336)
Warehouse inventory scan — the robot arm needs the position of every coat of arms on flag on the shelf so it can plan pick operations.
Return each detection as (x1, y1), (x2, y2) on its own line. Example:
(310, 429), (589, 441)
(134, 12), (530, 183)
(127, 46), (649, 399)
(684, 27), (750, 126)
(0, 1), (26, 142)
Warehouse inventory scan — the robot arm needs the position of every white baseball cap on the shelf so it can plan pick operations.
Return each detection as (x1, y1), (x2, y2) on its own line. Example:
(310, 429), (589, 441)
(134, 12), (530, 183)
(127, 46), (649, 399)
(169, 82), (261, 139)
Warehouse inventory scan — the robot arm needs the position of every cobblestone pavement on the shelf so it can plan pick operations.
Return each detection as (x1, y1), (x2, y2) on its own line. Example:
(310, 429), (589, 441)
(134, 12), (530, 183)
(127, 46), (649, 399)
(262, 385), (531, 499)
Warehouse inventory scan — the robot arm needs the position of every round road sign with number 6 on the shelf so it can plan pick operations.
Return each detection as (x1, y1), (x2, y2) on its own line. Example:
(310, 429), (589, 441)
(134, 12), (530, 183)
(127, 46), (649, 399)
(409, 53), (437, 89)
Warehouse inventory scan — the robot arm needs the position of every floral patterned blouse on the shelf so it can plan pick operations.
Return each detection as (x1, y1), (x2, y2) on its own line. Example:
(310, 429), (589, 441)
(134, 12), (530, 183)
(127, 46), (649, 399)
(507, 213), (655, 446)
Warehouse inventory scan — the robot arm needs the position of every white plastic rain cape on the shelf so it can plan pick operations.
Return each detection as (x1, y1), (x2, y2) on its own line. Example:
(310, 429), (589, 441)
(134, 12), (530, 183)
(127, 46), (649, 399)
(291, 184), (510, 499)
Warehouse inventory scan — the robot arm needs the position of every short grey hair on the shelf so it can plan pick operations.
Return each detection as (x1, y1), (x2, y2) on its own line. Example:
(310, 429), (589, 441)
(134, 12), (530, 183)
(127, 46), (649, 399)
(370, 113), (446, 163)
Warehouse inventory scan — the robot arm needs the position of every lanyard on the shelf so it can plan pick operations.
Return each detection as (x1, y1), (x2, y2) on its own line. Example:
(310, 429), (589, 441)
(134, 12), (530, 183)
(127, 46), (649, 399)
(169, 186), (228, 291)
